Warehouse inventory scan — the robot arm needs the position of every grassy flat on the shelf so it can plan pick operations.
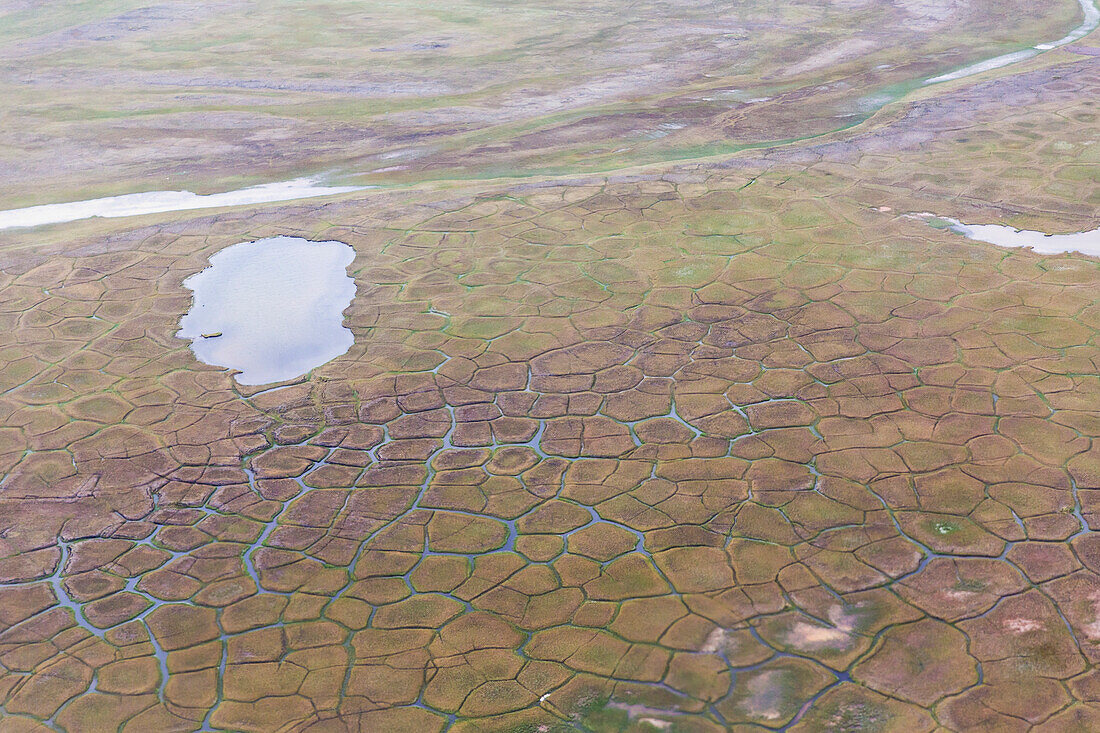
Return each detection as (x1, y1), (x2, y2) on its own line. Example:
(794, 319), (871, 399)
(1, 1), (1100, 731)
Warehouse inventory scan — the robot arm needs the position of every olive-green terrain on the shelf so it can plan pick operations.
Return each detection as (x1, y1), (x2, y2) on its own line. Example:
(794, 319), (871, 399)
(1, 0), (1100, 731)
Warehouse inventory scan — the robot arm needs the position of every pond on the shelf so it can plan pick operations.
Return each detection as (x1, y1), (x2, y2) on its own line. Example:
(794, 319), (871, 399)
(177, 236), (357, 385)
(928, 215), (1100, 257)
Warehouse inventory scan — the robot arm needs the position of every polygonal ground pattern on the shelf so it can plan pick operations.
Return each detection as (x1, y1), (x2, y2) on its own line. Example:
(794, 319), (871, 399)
(1, 49), (1100, 733)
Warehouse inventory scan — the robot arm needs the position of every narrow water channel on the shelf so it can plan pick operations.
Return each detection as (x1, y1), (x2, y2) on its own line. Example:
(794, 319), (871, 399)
(0, 178), (365, 230)
(926, 0), (1100, 84)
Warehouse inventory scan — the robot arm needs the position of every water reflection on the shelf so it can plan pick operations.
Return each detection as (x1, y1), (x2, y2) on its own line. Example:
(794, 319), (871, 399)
(178, 236), (356, 385)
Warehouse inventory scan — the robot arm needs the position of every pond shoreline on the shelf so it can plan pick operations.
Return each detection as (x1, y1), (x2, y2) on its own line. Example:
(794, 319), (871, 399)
(177, 236), (357, 385)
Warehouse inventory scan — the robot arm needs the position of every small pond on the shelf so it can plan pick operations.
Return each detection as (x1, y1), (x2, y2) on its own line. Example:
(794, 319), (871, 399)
(177, 236), (356, 385)
(931, 216), (1100, 257)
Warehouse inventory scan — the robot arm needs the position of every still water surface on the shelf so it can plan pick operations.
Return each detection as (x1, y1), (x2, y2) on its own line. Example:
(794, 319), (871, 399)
(178, 236), (356, 385)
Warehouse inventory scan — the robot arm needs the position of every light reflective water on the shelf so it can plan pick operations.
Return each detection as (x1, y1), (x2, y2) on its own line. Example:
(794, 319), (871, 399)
(926, 215), (1100, 257)
(0, 178), (365, 230)
(177, 236), (356, 385)
(926, 0), (1100, 84)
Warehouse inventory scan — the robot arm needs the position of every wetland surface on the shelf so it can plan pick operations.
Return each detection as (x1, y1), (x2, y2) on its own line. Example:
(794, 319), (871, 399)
(2, 1), (1100, 731)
